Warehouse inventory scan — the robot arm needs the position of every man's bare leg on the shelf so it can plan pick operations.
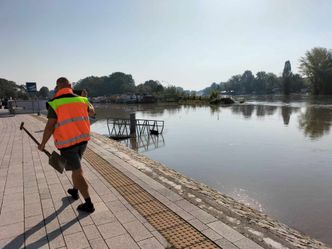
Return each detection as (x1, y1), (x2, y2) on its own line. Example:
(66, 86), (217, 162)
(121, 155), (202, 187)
(72, 168), (89, 198)
(71, 168), (95, 213)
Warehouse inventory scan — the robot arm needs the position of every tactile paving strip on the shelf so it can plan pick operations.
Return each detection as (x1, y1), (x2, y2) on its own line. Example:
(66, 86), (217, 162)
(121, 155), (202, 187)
(84, 148), (221, 249)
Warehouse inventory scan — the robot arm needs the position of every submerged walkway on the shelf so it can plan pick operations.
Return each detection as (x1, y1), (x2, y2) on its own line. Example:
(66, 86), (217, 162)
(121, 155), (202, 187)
(0, 114), (263, 249)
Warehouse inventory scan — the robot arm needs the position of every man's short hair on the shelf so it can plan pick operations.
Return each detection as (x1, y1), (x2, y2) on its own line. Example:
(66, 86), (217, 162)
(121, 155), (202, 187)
(56, 77), (70, 87)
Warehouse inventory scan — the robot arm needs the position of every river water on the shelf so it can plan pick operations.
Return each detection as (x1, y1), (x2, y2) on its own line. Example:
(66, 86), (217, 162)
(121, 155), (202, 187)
(91, 96), (332, 245)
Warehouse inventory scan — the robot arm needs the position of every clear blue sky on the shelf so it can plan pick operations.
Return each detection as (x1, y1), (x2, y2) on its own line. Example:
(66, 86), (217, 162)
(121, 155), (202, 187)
(1, 0), (331, 90)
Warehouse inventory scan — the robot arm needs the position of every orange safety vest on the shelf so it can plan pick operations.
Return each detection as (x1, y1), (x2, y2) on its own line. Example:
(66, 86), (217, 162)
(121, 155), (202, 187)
(47, 88), (90, 149)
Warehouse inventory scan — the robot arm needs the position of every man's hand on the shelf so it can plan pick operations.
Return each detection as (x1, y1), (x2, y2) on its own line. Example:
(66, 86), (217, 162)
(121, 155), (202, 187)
(88, 103), (96, 117)
(39, 118), (57, 152)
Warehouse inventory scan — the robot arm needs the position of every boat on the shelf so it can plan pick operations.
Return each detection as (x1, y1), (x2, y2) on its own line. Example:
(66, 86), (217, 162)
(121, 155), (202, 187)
(209, 96), (236, 105)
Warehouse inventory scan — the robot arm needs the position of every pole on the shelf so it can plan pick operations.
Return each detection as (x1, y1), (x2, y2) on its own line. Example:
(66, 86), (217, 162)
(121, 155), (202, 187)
(31, 94), (35, 113)
(37, 96), (40, 115)
(130, 113), (136, 137)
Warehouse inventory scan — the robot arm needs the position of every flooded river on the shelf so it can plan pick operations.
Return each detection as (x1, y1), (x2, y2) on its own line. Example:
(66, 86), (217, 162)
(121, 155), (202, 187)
(91, 96), (332, 245)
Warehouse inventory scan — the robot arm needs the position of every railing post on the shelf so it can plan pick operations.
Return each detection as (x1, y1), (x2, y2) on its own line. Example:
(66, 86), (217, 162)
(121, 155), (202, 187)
(130, 113), (136, 137)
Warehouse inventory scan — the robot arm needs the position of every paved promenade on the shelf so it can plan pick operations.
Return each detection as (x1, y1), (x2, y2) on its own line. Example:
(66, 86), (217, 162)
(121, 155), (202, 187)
(0, 113), (264, 249)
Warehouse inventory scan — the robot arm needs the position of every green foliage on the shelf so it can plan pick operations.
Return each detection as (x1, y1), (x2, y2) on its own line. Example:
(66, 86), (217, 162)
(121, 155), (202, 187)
(75, 72), (135, 97)
(136, 80), (164, 95)
(0, 78), (17, 98)
(38, 86), (50, 98)
(0, 79), (29, 99)
(209, 90), (219, 100)
(299, 47), (332, 95)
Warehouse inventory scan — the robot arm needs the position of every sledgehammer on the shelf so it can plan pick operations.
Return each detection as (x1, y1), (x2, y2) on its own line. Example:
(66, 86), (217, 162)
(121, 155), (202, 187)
(20, 122), (65, 173)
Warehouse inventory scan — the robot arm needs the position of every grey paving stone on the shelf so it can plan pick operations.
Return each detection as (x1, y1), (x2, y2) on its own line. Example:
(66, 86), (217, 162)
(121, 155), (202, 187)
(190, 208), (218, 224)
(25, 214), (44, 229)
(0, 209), (24, 226)
(62, 222), (83, 236)
(174, 199), (201, 212)
(187, 218), (209, 231)
(3, 192), (23, 202)
(106, 234), (140, 249)
(105, 200), (127, 213)
(25, 238), (50, 249)
(77, 213), (94, 227)
(138, 237), (165, 249)
(99, 193), (117, 202)
(215, 239), (239, 249)
(24, 193), (41, 204)
(47, 231), (66, 249)
(82, 225), (102, 240)
(64, 231), (90, 249)
(201, 228), (223, 241)
(0, 221), (24, 240)
(97, 220), (127, 239)
(57, 208), (77, 224)
(0, 235), (25, 249)
(25, 202), (43, 217)
(122, 220), (153, 242)
(208, 221), (245, 243)
(90, 210), (116, 225)
(234, 237), (264, 249)
(89, 238), (109, 249)
(41, 196), (54, 208)
(151, 231), (169, 248)
(143, 222), (156, 232)
(4, 186), (23, 194)
(25, 226), (47, 244)
(92, 201), (108, 212)
(114, 209), (137, 224)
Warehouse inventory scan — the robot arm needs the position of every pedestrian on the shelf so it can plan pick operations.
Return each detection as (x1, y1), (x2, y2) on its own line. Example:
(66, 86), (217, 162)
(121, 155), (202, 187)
(38, 77), (95, 213)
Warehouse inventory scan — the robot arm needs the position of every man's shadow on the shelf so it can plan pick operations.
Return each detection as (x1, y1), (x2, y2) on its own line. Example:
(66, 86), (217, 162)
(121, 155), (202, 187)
(4, 197), (89, 249)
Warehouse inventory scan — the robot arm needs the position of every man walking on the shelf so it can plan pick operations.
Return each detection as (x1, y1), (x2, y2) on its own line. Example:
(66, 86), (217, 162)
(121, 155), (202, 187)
(38, 77), (95, 213)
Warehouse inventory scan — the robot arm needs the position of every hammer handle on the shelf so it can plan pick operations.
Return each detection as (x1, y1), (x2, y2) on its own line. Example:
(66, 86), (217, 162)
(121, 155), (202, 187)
(20, 122), (52, 157)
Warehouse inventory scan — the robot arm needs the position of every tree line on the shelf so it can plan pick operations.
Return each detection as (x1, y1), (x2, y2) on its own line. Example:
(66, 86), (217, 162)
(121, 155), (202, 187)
(0, 78), (50, 100)
(203, 47), (332, 96)
(1, 47), (331, 100)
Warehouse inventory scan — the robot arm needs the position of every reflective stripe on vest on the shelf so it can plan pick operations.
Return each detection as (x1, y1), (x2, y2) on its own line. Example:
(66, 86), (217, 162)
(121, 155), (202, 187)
(54, 133), (90, 147)
(48, 96), (89, 111)
(55, 116), (90, 128)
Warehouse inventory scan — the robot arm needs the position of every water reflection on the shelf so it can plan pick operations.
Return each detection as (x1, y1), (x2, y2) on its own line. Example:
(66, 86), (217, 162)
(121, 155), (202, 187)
(120, 134), (165, 152)
(91, 99), (332, 245)
(299, 107), (332, 139)
(94, 103), (332, 140)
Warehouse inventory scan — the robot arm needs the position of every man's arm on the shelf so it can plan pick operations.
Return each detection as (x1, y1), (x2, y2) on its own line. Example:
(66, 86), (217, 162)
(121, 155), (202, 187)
(38, 118), (57, 151)
(88, 102), (95, 117)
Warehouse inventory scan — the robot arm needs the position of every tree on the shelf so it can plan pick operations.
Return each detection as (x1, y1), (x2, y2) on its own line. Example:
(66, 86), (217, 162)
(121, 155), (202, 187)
(241, 70), (255, 94)
(75, 72), (135, 96)
(299, 47), (332, 95)
(38, 86), (50, 98)
(255, 71), (268, 94)
(0, 78), (17, 98)
(136, 80), (164, 95)
(282, 61), (292, 95)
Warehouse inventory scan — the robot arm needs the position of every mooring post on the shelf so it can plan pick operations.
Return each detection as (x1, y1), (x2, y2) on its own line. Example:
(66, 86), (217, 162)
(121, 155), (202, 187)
(130, 113), (136, 137)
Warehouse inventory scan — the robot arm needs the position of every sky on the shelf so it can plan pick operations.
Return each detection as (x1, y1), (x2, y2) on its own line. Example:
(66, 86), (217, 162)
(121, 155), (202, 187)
(1, 0), (331, 91)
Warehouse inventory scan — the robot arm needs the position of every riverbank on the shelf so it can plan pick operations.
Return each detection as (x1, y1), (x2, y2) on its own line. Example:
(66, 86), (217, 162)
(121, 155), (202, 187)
(1, 113), (330, 248)
(1, 114), (265, 249)
(90, 132), (331, 249)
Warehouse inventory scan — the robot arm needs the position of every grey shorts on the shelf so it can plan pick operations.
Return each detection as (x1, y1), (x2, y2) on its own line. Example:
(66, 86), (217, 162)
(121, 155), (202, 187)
(60, 142), (87, 171)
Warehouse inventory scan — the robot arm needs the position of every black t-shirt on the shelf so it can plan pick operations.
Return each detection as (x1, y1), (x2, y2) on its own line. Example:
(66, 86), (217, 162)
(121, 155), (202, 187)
(47, 106), (57, 119)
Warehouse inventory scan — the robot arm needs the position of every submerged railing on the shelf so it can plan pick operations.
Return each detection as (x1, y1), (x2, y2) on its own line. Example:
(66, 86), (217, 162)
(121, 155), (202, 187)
(106, 114), (164, 140)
